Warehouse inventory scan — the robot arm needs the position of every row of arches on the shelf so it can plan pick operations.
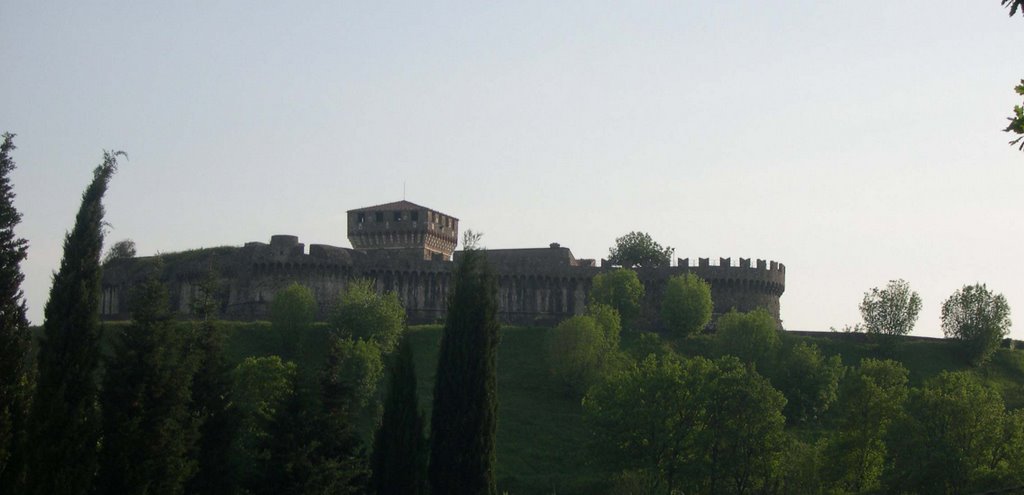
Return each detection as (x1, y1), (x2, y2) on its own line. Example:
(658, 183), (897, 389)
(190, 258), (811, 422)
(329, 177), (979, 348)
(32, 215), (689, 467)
(349, 269), (589, 320)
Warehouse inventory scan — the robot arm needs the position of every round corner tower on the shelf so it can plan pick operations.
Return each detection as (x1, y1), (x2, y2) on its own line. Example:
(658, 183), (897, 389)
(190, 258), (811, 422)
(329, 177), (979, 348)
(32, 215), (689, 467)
(346, 200), (459, 261)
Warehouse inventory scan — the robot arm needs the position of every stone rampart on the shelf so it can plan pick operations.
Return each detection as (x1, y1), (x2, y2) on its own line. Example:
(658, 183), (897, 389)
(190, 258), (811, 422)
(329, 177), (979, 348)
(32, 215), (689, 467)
(101, 236), (786, 328)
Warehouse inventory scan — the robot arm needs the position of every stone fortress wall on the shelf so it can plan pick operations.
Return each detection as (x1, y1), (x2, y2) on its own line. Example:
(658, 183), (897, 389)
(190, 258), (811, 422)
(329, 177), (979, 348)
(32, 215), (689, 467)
(100, 201), (785, 328)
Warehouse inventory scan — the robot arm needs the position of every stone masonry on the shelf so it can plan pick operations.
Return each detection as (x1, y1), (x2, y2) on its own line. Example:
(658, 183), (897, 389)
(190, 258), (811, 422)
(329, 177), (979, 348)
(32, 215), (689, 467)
(100, 200), (785, 327)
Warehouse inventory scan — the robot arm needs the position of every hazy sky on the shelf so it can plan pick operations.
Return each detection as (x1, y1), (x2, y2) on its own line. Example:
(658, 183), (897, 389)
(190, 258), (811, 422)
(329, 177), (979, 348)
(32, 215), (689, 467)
(2, 2), (1022, 337)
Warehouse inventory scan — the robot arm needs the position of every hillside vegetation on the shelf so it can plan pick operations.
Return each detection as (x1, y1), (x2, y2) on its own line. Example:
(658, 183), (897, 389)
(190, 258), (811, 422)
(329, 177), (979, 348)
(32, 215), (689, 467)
(54, 322), (1024, 494)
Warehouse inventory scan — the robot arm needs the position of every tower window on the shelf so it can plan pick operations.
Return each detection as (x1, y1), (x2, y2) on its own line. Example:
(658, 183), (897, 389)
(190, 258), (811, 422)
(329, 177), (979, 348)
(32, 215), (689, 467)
(394, 211), (402, 222)
(357, 212), (365, 224)
(375, 212), (384, 222)
(411, 211), (419, 222)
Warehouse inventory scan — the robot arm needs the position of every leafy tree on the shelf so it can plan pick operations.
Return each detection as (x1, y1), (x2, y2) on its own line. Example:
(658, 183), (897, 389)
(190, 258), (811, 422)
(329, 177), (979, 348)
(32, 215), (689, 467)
(95, 277), (200, 495)
(270, 282), (317, 360)
(25, 151), (120, 495)
(249, 335), (374, 495)
(714, 308), (780, 371)
(322, 336), (384, 410)
(886, 371), (1012, 494)
(583, 353), (708, 495)
(771, 342), (844, 424)
(546, 315), (608, 395)
(371, 336), (427, 495)
(996, 409), (1024, 487)
(607, 231), (673, 268)
(231, 356), (297, 492)
(941, 283), (1012, 365)
(661, 273), (712, 337)
(310, 333), (376, 494)
(583, 354), (787, 495)
(428, 245), (500, 495)
(823, 359), (908, 494)
(627, 331), (672, 361)
(586, 303), (622, 350)
(102, 238), (136, 264)
(332, 278), (406, 354)
(589, 268), (645, 325)
(775, 436), (826, 495)
(185, 273), (238, 495)
(859, 279), (922, 337)
(700, 356), (787, 494)
(0, 133), (31, 490)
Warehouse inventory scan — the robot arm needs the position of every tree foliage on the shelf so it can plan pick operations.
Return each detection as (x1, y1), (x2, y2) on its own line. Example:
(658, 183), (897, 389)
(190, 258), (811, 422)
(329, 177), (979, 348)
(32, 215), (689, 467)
(185, 272), (238, 495)
(589, 269), (645, 325)
(546, 315), (610, 395)
(1006, 80), (1024, 150)
(96, 277), (200, 495)
(26, 151), (120, 495)
(307, 333), (374, 494)
(607, 231), (673, 268)
(371, 336), (427, 495)
(322, 336), (384, 410)
(584, 354), (786, 495)
(270, 282), (317, 360)
(941, 283), (1012, 365)
(586, 303), (622, 350)
(661, 273), (712, 337)
(231, 356), (297, 492)
(886, 371), (1020, 493)
(428, 247), (500, 495)
(332, 278), (406, 354)
(824, 358), (908, 494)
(1001, 3), (1023, 149)
(0, 132), (31, 490)
(771, 342), (844, 424)
(102, 238), (136, 264)
(859, 279), (922, 337)
(1004, 0), (1024, 16)
(714, 308), (780, 371)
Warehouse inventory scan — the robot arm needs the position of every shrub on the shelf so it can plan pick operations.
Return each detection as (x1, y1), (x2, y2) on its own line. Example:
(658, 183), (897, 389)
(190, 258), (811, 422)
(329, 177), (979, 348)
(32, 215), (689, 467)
(546, 315), (608, 395)
(661, 273), (712, 337)
(589, 269), (644, 325)
(714, 308), (780, 371)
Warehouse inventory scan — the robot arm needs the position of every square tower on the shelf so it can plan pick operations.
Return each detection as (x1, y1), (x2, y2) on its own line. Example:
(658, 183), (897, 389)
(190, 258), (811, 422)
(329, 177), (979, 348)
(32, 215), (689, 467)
(347, 200), (459, 260)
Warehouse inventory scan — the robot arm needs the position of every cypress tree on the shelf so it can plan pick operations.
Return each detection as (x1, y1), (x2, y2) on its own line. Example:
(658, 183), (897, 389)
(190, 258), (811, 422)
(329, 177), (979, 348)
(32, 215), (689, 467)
(0, 132), (32, 490)
(428, 244), (500, 495)
(95, 276), (200, 495)
(185, 272), (238, 495)
(309, 332), (372, 494)
(26, 151), (120, 495)
(371, 335), (427, 495)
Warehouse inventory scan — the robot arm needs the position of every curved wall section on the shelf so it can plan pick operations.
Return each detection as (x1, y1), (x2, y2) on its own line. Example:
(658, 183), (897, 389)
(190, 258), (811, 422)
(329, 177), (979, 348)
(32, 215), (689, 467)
(101, 237), (785, 328)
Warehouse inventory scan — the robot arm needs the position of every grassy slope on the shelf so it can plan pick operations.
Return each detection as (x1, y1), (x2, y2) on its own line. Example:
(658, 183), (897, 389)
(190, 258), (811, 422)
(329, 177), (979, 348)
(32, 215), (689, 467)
(67, 322), (1024, 494)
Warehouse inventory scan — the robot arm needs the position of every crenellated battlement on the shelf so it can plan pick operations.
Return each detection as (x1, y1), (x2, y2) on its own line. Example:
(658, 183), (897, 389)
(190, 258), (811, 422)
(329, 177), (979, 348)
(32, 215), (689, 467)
(678, 257), (785, 273)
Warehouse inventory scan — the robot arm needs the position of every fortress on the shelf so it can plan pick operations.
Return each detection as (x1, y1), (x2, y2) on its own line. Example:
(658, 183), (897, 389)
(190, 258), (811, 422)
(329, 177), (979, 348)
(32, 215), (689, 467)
(100, 200), (786, 327)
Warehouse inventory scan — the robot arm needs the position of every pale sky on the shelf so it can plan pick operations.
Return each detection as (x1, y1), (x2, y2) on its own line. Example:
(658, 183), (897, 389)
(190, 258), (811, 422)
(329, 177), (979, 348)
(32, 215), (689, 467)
(2, 1), (1022, 337)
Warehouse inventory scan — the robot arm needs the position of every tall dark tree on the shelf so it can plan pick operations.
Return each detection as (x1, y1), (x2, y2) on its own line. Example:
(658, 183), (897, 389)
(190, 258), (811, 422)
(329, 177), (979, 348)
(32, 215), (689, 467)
(0, 133), (32, 490)
(428, 243), (500, 495)
(25, 151), (120, 495)
(185, 272), (238, 495)
(307, 333), (374, 494)
(371, 335), (427, 495)
(95, 276), (200, 495)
